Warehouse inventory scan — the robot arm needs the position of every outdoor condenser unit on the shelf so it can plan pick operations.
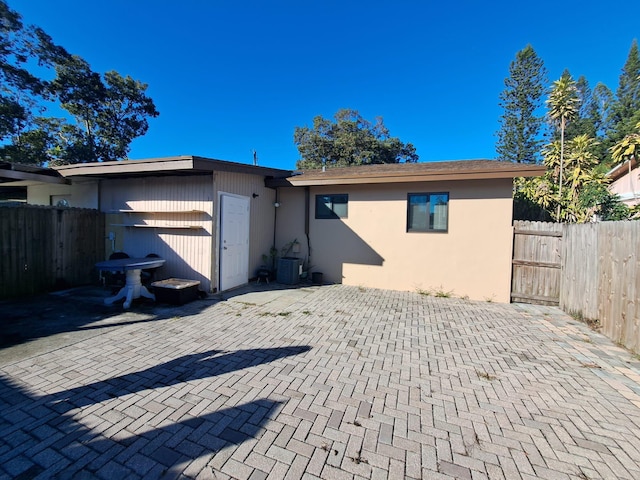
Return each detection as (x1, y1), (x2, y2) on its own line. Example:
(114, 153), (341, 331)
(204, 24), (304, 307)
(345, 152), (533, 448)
(277, 257), (300, 285)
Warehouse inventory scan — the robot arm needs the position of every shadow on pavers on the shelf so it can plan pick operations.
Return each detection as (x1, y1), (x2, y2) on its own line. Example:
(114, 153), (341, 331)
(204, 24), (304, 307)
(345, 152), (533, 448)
(0, 346), (311, 477)
(0, 285), (214, 350)
(0, 281), (326, 350)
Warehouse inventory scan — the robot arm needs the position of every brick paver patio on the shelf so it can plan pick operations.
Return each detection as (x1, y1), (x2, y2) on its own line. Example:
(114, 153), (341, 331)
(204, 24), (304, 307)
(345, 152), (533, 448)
(1, 284), (640, 479)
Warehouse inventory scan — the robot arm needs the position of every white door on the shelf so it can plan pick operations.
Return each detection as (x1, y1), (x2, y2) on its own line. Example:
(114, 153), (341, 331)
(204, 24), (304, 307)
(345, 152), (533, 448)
(219, 194), (250, 291)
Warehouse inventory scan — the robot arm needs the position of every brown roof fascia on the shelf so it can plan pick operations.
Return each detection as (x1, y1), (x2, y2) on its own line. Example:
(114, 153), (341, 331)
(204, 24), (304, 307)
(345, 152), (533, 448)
(607, 158), (637, 182)
(0, 161), (70, 185)
(54, 156), (292, 179)
(191, 156), (291, 177)
(268, 163), (545, 187)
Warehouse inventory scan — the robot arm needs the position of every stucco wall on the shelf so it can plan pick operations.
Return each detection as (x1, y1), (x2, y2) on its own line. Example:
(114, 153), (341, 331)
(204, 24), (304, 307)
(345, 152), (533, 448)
(276, 179), (514, 302)
(610, 165), (640, 206)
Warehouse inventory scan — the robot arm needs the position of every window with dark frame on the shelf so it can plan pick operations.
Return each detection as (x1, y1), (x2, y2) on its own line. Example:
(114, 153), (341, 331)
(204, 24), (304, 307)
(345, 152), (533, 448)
(315, 194), (348, 219)
(407, 192), (449, 232)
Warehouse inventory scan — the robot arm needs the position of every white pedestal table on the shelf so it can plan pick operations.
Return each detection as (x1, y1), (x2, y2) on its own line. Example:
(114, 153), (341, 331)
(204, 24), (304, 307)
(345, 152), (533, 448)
(95, 257), (166, 309)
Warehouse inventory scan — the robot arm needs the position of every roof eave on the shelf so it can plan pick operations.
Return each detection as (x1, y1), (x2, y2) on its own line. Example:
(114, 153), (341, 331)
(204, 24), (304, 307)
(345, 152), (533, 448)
(53, 156), (292, 179)
(0, 162), (70, 186)
(270, 167), (545, 187)
(54, 156), (197, 177)
(607, 158), (638, 182)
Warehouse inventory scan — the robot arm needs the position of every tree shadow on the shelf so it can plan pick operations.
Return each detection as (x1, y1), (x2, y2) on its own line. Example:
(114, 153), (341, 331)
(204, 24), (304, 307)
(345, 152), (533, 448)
(0, 345), (310, 477)
(0, 285), (218, 351)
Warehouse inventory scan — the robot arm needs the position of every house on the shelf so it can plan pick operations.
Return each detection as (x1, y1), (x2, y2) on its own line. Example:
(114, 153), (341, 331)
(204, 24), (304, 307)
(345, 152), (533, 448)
(608, 158), (639, 207)
(5, 157), (544, 302)
(268, 160), (544, 302)
(0, 161), (69, 203)
(17, 156), (291, 293)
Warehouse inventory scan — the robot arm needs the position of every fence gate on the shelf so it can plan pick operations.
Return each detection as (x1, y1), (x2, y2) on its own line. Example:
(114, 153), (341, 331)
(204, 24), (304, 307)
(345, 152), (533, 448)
(511, 220), (563, 305)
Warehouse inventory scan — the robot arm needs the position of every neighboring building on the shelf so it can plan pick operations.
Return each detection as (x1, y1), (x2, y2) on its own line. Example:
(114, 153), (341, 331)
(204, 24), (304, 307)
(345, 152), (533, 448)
(269, 160), (544, 302)
(608, 159), (639, 207)
(0, 161), (68, 203)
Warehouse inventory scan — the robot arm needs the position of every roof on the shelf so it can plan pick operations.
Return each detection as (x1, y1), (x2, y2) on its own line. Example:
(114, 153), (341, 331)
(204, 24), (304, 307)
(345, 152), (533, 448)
(0, 161), (69, 187)
(266, 159), (546, 187)
(52, 155), (291, 179)
(607, 158), (637, 182)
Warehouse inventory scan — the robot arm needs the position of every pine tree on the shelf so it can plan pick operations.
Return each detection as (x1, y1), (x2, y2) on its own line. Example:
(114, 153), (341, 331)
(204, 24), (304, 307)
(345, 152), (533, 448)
(608, 40), (640, 149)
(564, 75), (596, 140)
(496, 45), (548, 163)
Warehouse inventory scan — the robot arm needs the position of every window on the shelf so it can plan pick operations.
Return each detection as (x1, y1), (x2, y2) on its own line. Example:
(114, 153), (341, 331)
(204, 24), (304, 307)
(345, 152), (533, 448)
(315, 194), (348, 219)
(407, 193), (449, 232)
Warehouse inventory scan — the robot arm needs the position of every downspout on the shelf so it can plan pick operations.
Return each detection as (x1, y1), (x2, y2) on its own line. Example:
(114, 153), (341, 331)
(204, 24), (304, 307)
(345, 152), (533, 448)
(273, 187), (279, 249)
(630, 158), (637, 202)
(304, 187), (310, 263)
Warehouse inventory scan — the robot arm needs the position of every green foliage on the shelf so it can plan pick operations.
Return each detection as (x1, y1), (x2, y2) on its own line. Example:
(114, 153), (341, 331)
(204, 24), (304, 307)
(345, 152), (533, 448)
(563, 75), (601, 142)
(48, 57), (159, 164)
(496, 45), (547, 163)
(546, 73), (580, 219)
(0, 1), (58, 142)
(294, 109), (418, 170)
(518, 135), (631, 222)
(513, 179), (551, 221)
(610, 120), (640, 165)
(607, 40), (640, 155)
(547, 73), (579, 129)
(0, 0), (158, 165)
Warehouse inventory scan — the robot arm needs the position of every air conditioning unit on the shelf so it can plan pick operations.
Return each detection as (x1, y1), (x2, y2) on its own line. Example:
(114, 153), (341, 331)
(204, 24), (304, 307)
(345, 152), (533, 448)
(277, 257), (300, 285)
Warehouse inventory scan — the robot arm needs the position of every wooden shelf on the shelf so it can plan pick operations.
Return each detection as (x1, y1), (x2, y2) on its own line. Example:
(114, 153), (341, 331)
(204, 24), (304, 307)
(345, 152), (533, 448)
(110, 224), (204, 230)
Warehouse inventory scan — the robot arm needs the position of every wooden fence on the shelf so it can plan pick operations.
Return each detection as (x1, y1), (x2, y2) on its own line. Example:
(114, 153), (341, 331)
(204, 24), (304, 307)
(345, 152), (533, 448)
(561, 221), (639, 353)
(511, 221), (563, 305)
(513, 220), (640, 353)
(0, 205), (105, 299)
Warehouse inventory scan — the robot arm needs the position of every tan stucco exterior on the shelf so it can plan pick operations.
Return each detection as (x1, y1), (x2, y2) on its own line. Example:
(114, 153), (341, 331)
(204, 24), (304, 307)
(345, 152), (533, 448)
(609, 160), (639, 207)
(276, 178), (515, 302)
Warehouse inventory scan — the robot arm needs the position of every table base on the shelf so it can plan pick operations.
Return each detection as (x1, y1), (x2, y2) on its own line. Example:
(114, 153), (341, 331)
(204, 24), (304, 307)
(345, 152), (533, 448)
(104, 269), (155, 309)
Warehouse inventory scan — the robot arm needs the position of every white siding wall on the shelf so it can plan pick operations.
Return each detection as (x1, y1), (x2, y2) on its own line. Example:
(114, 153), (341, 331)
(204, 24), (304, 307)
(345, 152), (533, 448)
(28, 170), (278, 293)
(213, 171), (277, 289)
(101, 175), (215, 291)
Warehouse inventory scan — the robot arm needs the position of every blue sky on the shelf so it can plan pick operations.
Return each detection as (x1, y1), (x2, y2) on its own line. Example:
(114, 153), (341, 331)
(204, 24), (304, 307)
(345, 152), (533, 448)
(11, 0), (640, 170)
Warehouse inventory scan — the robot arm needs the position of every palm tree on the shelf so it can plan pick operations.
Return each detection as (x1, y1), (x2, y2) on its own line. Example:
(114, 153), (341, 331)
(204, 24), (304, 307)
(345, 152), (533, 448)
(611, 120), (640, 164)
(546, 74), (579, 220)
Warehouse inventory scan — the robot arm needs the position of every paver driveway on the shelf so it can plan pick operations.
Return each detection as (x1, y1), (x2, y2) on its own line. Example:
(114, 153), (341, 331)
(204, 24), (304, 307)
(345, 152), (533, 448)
(1, 284), (640, 479)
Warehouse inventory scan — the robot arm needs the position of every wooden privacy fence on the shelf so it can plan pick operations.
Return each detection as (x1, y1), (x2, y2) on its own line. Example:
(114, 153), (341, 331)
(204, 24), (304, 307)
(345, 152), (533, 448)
(0, 205), (105, 299)
(512, 220), (640, 354)
(561, 221), (640, 353)
(511, 221), (563, 305)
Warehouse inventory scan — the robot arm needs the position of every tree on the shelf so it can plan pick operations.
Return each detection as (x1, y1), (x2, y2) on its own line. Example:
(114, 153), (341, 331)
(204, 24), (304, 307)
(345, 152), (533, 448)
(0, 1), (54, 142)
(496, 45), (547, 163)
(294, 109), (418, 169)
(592, 82), (615, 137)
(562, 75), (597, 141)
(0, 1), (158, 165)
(49, 56), (158, 163)
(546, 73), (579, 219)
(611, 120), (640, 164)
(519, 134), (628, 222)
(608, 40), (640, 151)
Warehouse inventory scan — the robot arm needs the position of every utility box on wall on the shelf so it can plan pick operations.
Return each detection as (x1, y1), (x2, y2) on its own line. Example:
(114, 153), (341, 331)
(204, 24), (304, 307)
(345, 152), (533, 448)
(277, 257), (300, 285)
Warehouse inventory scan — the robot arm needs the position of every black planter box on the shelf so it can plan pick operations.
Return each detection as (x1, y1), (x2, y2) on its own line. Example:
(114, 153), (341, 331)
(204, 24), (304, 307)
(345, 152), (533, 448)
(151, 278), (200, 305)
